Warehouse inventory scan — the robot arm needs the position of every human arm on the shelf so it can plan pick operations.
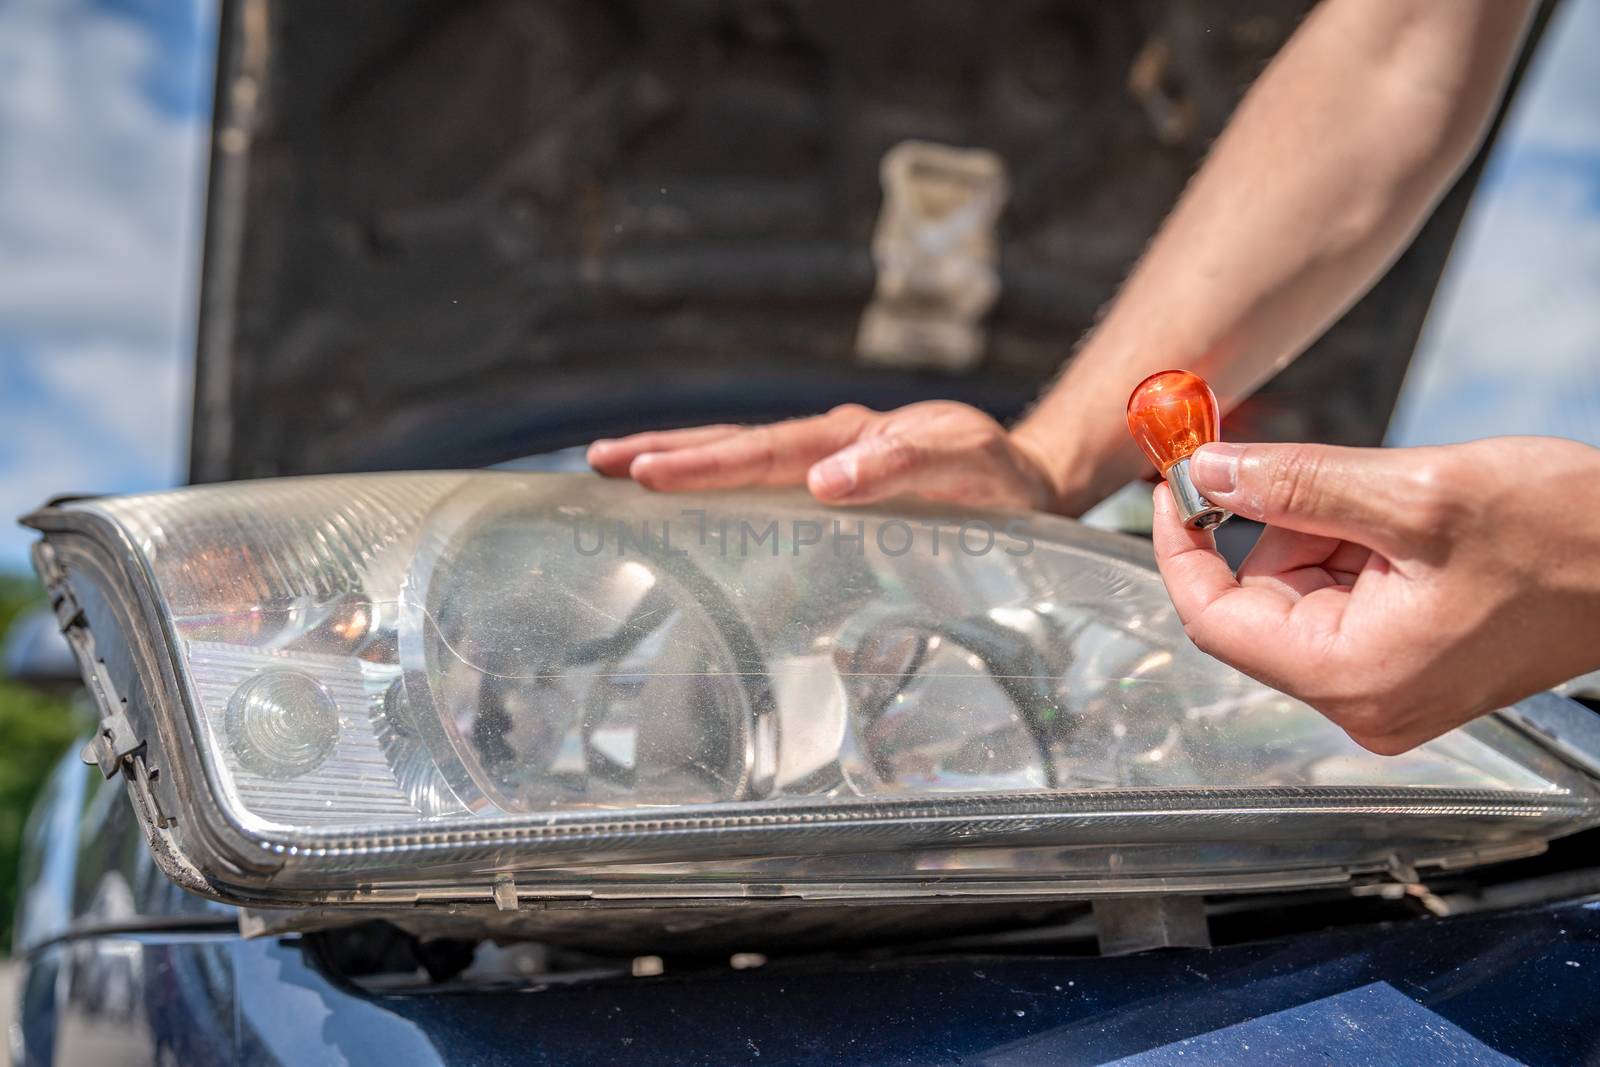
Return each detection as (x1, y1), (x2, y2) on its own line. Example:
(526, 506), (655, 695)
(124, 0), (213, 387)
(1014, 0), (1538, 512)
(590, 0), (1536, 514)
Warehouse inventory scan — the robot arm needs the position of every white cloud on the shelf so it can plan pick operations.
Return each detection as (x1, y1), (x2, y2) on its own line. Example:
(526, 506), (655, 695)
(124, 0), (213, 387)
(27, 340), (188, 474)
(0, 0), (210, 567)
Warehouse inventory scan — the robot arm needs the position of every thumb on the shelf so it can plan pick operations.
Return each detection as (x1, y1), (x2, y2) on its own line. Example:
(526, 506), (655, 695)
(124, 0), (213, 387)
(1188, 442), (1430, 555)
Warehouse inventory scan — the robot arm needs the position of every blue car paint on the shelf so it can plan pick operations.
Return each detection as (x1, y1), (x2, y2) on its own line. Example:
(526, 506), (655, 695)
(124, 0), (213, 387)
(12, 751), (1600, 1065)
(16, 897), (1600, 1065)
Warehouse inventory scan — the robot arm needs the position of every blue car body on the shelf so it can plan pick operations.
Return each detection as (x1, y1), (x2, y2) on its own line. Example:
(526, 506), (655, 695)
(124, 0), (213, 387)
(12, 746), (1600, 1066)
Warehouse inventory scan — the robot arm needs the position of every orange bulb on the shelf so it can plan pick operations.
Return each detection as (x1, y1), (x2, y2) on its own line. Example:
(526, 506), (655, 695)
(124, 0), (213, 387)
(1126, 370), (1220, 475)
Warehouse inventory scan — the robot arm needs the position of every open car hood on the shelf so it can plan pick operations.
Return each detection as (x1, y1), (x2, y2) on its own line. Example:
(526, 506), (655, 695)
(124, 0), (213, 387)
(189, 0), (1555, 482)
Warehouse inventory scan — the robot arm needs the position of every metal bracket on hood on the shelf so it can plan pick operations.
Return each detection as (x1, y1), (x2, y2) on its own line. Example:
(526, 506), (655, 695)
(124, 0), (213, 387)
(1092, 895), (1211, 956)
(856, 140), (1008, 372)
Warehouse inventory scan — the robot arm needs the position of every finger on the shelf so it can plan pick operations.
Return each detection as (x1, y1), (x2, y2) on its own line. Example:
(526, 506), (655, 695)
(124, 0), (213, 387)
(1322, 540), (1373, 585)
(588, 425), (742, 476)
(630, 408), (873, 491)
(1236, 525), (1371, 598)
(807, 434), (938, 503)
(1152, 485), (1343, 686)
(1150, 483), (1246, 624)
(807, 432), (1040, 509)
(1187, 442), (1437, 558)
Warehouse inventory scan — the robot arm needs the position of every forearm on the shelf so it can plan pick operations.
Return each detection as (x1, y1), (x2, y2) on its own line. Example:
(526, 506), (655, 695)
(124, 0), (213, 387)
(1014, 0), (1535, 514)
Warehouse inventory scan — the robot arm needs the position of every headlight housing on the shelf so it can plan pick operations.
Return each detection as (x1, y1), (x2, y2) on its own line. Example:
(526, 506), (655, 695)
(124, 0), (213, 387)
(27, 473), (1600, 909)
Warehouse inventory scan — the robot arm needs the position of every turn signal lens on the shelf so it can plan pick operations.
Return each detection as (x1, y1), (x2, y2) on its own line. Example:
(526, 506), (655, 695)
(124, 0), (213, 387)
(1126, 370), (1220, 474)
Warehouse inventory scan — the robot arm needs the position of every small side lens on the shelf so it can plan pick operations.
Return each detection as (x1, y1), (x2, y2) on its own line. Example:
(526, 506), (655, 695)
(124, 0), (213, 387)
(225, 670), (340, 779)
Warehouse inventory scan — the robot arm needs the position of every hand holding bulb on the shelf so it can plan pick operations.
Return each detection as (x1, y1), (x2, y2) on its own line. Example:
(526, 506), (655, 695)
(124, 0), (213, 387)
(1148, 435), (1600, 754)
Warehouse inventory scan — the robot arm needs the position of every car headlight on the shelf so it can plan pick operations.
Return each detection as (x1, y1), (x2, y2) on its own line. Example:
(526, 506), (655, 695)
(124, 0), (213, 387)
(26, 473), (1600, 909)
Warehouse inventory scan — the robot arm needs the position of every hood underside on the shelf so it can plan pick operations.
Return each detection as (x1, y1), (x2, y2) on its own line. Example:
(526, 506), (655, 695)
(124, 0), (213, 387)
(190, 0), (1550, 482)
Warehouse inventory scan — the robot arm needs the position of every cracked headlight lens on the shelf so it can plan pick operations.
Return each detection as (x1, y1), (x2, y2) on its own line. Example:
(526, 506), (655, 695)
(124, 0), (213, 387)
(26, 472), (1600, 906)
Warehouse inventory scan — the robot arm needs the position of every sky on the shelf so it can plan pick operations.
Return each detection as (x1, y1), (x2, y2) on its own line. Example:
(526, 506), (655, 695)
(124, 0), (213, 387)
(1388, 0), (1600, 447)
(0, 0), (212, 569)
(0, 1), (1595, 569)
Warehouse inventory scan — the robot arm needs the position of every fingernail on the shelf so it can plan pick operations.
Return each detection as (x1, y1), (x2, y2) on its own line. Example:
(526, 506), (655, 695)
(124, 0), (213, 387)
(810, 453), (858, 497)
(1189, 443), (1243, 494)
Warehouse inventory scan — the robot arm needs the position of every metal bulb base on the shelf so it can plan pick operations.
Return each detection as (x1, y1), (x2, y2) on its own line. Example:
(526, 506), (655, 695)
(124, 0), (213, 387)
(1167, 457), (1231, 531)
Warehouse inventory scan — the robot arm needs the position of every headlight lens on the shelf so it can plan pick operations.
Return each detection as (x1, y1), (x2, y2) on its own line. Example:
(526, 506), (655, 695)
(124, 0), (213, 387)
(28, 473), (1600, 906)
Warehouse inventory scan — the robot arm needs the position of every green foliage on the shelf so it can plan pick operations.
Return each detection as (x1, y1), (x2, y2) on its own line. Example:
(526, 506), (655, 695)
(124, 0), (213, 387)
(0, 573), (48, 635)
(0, 573), (82, 952)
